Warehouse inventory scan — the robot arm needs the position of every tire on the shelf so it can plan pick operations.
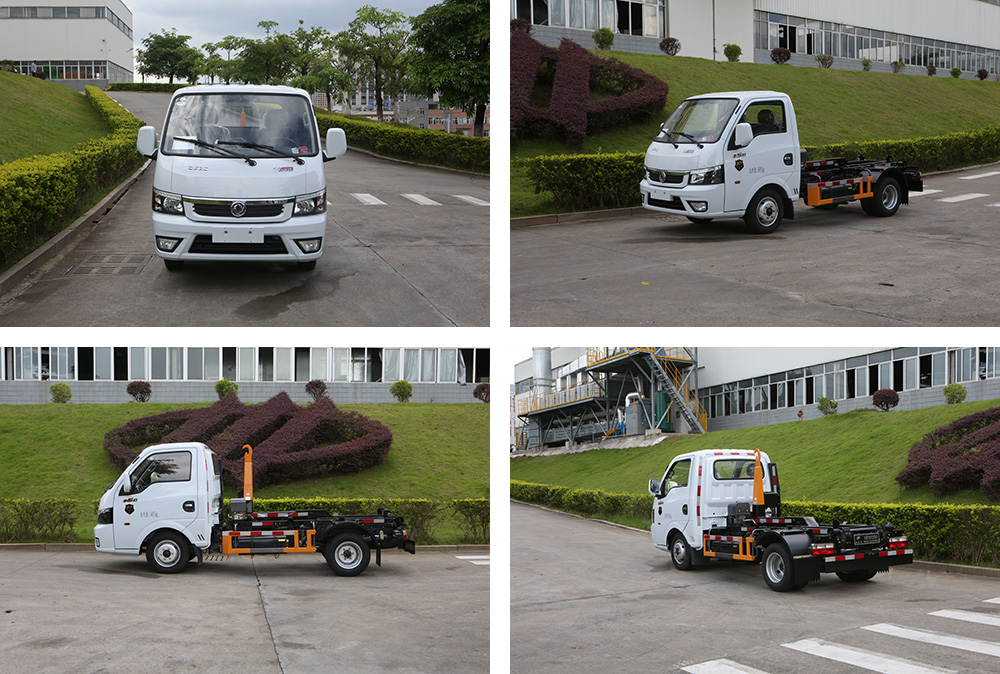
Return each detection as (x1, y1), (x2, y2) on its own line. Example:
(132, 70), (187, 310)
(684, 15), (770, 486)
(146, 531), (190, 574)
(324, 533), (371, 576)
(163, 259), (184, 271)
(670, 534), (693, 571)
(296, 260), (317, 271)
(862, 176), (901, 217)
(836, 569), (878, 583)
(761, 543), (800, 592)
(743, 189), (784, 234)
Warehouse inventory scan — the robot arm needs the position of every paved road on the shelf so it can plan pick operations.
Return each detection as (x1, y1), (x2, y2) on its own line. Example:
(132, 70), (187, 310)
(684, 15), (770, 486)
(511, 165), (1000, 326)
(0, 92), (489, 326)
(2, 546), (489, 674)
(511, 501), (1000, 674)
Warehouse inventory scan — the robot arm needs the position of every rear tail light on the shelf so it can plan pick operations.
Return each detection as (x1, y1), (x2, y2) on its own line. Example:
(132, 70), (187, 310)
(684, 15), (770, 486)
(811, 543), (835, 557)
(889, 536), (908, 549)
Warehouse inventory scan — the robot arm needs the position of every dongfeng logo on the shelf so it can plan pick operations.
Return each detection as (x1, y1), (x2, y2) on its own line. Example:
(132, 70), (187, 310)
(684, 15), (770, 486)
(230, 201), (247, 217)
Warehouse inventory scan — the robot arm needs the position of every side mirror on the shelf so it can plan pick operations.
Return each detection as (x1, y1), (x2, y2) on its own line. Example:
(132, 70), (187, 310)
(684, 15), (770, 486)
(648, 478), (660, 496)
(734, 122), (753, 149)
(137, 126), (158, 159)
(120, 479), (131, 495)
(324, 127), (347, 162)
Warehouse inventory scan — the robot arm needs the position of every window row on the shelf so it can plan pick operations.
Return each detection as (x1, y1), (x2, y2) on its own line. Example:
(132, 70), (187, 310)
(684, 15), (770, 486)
(2, 347), (489, 384)
(8, 59), (131, 82)
(0, 6), (132, 38)
(512, 0), (664, 39)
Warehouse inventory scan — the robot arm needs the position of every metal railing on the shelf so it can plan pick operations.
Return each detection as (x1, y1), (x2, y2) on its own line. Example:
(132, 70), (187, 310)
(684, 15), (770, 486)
(515, 381), (604, 416)
(586, 347), (695, 367)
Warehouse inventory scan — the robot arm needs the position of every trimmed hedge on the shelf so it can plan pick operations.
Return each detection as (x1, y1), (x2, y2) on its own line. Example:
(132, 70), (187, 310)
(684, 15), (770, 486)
(0, 86), (144, 267)
(106, 82), (190, 93)
(0, 498), (81, 543)
(316, 111), (488, 174)
(519, 125), (1000, 214)
(512, 480), (1000, 567)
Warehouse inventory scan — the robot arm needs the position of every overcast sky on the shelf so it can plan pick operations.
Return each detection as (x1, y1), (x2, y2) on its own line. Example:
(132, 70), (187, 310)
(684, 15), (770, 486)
(125, 0), (439, 54)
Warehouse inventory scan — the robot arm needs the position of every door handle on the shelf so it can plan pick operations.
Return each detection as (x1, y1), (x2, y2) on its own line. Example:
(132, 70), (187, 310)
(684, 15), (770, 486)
(783, 153), (794, 166)
(183, 501), (195, 513)
(682, 505), (688, 515)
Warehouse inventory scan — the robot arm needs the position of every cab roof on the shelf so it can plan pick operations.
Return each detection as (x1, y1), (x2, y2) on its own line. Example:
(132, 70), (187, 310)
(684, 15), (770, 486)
(170, 84), (310, 99)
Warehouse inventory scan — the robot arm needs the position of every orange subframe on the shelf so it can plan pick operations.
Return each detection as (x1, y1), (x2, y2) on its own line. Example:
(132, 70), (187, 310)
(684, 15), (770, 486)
(805, 176), (873, 206)
(703, 534), (756, 562)
(222, 528), (317, 555)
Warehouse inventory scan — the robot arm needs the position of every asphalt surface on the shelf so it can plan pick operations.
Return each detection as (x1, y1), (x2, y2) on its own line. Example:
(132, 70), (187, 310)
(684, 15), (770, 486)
(0, 91), (489, 326)
(511, 164), (1000, 326)
(1, 546), (489, 674)
(511, 501), (1000, 674)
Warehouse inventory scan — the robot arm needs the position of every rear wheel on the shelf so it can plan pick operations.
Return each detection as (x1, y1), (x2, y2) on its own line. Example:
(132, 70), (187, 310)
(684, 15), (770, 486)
(670, 534), (693, 571)
(324, 533), (371, 576)
(146, 531), (190, 574)
(862, 176), (901, 217)
(836, 569), (878, 582)
(762, 543), (803, 592)
(743, 189), (784, 234)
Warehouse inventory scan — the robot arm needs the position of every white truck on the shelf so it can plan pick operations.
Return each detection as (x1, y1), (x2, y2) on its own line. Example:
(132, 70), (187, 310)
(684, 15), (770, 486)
(95, 442), (415, 575)
(136, 84), (347, 271)
(649, 449), (912, 591)
(639, 91), (923, 233)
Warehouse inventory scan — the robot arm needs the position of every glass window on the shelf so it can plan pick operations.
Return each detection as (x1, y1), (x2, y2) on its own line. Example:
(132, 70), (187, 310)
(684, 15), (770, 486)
(130, 347), (146, 380)
(403, 349), (420, 381)
(383, 349), (400, 381)
(421, 349), (437, 382)
(204, 348), (220, 380)
(568, 0), (583, 28)
(714, 459), (756, 480)
(95, 347), (112, 380)
(653, 97), (739, 146)
(904, 358), (918, 390)
(585, 0), (597, 29)
(275, 348), (292, 381)
(439, 348), (457, 383)
(50, 347), (75, 381)
(855, 368), (867, 397)
(188, 348), (203, 380)
(744, 100), (787, 138)
(238, 348), (255, 381)
(333, 348), (350, 381)
(127, 451), (191, 494)
(961, 348), (975, 382)
(310, 347), (328, 381)
(662, 459), (691, 493)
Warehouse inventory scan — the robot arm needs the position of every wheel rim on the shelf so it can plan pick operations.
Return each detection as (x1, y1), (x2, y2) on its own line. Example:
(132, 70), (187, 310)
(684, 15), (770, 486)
(756, 196), (779, 227)
(672, 539), (688, 565)
(765, 552), (785, 583)
(154, 539), (181, 568)
(881, 183), (899, 210)
(336, 541), (364, 570)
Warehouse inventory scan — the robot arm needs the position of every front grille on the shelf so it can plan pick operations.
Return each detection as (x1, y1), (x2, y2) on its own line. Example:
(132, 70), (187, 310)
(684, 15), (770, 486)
(191, 202), (285, 218)
(648, 196), (685, 211)
(188, 235), (288, 255)
(646, 170), (685, 185)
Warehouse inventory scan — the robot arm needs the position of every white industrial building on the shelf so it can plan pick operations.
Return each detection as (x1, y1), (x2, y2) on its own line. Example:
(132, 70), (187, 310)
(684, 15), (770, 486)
(0, 2), (133, 90)
(512, 0), (1000, 76)
(513, 347), (1000, 450)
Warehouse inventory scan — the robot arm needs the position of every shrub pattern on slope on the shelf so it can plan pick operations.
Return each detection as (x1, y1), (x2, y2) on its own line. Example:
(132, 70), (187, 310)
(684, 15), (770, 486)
(511, 31), (668, 147)
(896, 406), (1000, 499)
(104, 393), (393, 490)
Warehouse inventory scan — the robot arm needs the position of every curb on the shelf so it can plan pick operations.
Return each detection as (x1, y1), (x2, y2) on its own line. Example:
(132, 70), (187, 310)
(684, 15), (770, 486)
(0, 542), (490, 554)
(513, 500), (1000, 578)
(0, 159), (150, 299)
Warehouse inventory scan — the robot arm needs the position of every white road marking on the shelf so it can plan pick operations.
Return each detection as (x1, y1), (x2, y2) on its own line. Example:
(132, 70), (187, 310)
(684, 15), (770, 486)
(985, 597), (1000, 604)
(987, 203), (1000, 207)
(456, 555), (490, 566)
(864, 623), (1000, 658)
(402, 193), (441, 206)
(350, 193), (386, 205)
(937, 193), (989, 203)
(909, 189), (942, 196)
(453, 194), (490, 206)
(959, 171), (1000, 180)
(931, 609), (1000, 627)
(783, 638), (955, 674)
(682, 659), (771, 674)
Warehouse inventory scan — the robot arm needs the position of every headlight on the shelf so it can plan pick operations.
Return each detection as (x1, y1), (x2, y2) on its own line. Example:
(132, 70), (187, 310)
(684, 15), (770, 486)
(152, 189), (184, 214)
(97, 507), (113, 525)
(293, 190), (327, 216)
(688, 165), (725, 185)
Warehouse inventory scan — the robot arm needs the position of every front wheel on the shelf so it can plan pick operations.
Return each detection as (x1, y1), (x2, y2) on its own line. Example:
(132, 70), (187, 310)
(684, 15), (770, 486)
(324, 533), (371, 576)
(836, 569), (878, 582)
(670, 534), (693, 571)
(146, 531), (190, 574)
(762, 543), (802, 592)
(743, 189), (784, 234)
(862, 176), (901, 217)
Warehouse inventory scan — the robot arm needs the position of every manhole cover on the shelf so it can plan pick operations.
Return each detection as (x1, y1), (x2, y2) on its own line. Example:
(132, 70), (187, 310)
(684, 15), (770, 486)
(66, 254), (154, 275)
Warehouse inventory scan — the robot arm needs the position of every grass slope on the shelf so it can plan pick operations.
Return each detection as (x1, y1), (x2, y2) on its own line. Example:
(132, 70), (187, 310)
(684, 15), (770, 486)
(511, 398), (1000, 506)
(512, 53), (1000, 216)
(0, 70), (109, 163)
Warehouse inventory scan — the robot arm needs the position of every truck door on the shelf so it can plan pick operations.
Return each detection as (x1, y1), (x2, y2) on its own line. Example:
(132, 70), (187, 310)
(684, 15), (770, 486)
(724, 99), (798, 213)
(113, 449), (198, 551)
(652, 458), (693, 549)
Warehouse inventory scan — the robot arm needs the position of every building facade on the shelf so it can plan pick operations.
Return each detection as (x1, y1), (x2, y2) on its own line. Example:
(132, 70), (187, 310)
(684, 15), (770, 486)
(0, 2), (133, 90)
(512, 0), (1000, 77)
(1, 345), (489, 404)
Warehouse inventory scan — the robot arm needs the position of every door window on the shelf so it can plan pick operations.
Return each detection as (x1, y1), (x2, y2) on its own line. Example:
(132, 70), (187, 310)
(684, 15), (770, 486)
(125, 451), (192, 494)
(662, 459), (691, 494)
(743, 101), (787, 137)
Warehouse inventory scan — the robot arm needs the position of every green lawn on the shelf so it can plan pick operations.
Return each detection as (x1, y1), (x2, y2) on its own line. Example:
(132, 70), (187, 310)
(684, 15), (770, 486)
(510, 398), (1000, 506)
(0, 70), (110, 163)
(512, 52), (1000, 217)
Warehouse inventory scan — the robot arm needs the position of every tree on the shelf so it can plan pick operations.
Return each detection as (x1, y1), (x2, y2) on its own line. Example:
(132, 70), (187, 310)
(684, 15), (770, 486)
(873, 388), (900, 411)
(137, 29), (203, 84)
(334, 5), (410, 123)
(409, 0), (489, 137)
(390, 380), (413, 402)
(216, 35), (246, 84)
(201, 42), (225, 84)
(236, 21), (295, 84)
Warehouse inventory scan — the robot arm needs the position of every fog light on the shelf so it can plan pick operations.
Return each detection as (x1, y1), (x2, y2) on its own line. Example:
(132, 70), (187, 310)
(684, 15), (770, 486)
(94, 537), (100, 547)
(294, 237), (322, 254)
(156, 236), (182, 252)
(690, 201), (708, 212)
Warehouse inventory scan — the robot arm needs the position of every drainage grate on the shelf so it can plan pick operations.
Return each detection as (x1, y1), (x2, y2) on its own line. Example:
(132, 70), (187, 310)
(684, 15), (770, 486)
(66, 254), (154, 275)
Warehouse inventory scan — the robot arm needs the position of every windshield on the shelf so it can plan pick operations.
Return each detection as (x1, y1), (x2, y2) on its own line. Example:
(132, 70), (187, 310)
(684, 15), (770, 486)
(163, 93), (318, 158)
(653, 98), (739, 145)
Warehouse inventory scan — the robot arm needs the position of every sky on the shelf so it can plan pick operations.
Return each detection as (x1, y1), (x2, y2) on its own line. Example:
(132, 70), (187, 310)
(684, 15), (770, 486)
(124, 0), (439, 55)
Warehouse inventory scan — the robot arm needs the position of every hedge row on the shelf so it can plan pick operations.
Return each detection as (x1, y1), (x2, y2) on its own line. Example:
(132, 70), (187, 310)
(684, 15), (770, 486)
(0, 498), (81, 543)
(316, 111), (488, 174)
(106, 82), (189, 93)
(0, 86), (144, 268)
(519, 125), (1000, 213)
(512, 480), (1000, 567)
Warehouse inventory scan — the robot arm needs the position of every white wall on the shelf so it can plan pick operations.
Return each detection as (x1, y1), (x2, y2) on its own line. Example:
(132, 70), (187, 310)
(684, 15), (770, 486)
(669, 0), (755, 61)
(697, 347), (887, 387)
(1, 2), (133, 69)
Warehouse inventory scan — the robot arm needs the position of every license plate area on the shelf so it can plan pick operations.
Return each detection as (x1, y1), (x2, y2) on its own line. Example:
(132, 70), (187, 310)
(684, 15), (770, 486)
(214, 227), (264, 244)
(854, 532), (881, 546)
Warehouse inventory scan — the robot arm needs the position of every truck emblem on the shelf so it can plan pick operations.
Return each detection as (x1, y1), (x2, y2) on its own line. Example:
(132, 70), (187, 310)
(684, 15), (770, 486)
(735, 160), (745, 172)
(230, 201), (247, 217)
(124, 504), (134, 515)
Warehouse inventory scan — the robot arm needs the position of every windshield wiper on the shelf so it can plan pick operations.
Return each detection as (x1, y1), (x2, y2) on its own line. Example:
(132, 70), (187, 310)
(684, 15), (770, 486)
(172, 136), (257, 166)
(219, 140), (305, 165)
(672, 131), (704, 148)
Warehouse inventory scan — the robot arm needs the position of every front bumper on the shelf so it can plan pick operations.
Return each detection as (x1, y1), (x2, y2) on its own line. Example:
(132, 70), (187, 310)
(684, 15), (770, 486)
(151, 211), (326, 263)
(639, 179), (726, 217)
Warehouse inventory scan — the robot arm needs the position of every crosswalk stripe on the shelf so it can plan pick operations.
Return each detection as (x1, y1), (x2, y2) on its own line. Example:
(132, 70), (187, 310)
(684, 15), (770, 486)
(909, 189), (942, 196)
(456, 555), (490, 566)
(453, 194), (490, 206)
(959, 171), (1000, 180)
(783, 638), (954, 674)
(937, 193), (989, 203)
(863, 623), (1000, 658)
(350, 193), (386, 205)
(931, 609), (1000, 627)
(402, 193), (441, 206)
(985, 597), (1000, 604)
(682, 659), (771, 674)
